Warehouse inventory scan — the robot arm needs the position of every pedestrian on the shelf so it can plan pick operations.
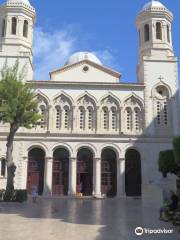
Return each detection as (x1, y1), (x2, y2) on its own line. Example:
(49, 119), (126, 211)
(32, 185), (38, 203)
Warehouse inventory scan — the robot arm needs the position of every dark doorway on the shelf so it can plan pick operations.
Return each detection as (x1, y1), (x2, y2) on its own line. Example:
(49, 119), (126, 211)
(125, 149), (141, 196)
(52, 148), (69, 195)
(27, 148), (45, 195)
(77, 148), (93, 196)
(101, 149), (117, 197)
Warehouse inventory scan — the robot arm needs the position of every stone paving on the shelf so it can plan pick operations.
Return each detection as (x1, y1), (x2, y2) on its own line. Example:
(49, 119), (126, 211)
(0, 197), (179, 240)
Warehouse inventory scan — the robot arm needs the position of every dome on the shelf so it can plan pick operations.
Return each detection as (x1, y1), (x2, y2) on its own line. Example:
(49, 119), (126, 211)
(143, 1), (166, 10)
(6, 0), (31, 6)
(65, 52), (102, 66)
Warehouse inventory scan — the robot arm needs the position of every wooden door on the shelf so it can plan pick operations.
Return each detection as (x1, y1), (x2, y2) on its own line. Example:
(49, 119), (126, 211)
(52, 160), (63, 195)
(125, 149), (141, 196)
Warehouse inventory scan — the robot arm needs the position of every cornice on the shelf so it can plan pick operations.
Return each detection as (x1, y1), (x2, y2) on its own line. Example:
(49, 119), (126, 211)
(27, 80), (145, 90)
(0, 132), (174, 143)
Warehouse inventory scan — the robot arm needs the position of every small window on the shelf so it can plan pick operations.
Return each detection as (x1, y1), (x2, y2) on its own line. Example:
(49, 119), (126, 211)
(144, 24), (150, 42)
(23, 20), (28, 38)
(156, 22), (162, 40)
(2, 19), (6, 37)
(11, 17), (17, 35)
(55, 107), (61, 129)
(167, 25), (170, 43)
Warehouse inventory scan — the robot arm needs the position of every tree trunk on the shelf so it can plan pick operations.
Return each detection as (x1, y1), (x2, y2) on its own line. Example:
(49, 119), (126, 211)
(4, 124), (18, 201)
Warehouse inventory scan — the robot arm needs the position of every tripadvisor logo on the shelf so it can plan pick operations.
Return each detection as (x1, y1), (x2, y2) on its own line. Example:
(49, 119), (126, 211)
(135, 227), (143, 236)
(135, 227), (174, 236)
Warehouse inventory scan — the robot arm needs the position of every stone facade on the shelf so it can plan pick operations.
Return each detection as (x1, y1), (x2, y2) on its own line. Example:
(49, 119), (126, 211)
(0, 0), (179, 198)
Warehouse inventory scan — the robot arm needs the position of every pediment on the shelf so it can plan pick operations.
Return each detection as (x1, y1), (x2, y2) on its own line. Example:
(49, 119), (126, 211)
(49, 60), (121, 83)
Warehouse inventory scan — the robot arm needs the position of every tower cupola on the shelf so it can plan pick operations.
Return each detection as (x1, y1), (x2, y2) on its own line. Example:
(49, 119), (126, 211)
(0, 0), (36, 81)
(136, 0), (174, 60)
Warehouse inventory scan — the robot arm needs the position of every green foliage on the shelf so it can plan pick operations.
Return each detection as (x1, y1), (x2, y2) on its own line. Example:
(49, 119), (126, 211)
(173, 137), (180, 168)
(0, 189), (27, 202)
(13, 189), (27, 202)
(158, 150), (180, 177)
(0, 60), (41, 128)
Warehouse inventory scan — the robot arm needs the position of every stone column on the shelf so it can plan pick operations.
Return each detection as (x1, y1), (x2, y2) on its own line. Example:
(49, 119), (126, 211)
(22, 156), (28, 189)
(68, 157), (77, 196)
(93, 158), (101, 198)
(47, 105), (53, 132)
(117, 158), (126, 197)
(44, 157), (53, 196)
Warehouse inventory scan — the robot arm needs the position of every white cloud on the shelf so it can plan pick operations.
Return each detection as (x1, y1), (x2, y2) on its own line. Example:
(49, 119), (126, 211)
(94, 50), (121, 71)
(33, 26), (77, 80)
(33, 26), (120, 80)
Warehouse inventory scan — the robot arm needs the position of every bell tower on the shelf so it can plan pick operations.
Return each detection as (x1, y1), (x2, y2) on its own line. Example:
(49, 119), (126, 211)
(136, 0), (174, 62)
(0, 0), (36, 81)
(136, 1), (179, 136)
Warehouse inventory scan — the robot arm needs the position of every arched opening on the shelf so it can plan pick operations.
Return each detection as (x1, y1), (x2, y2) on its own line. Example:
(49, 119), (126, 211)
(167, 25), (170, 43)
(52, 148), (69, 195)
(23, 20), (28, 38)
(11, 17), (17, 35)
(77, 148), (93, 196)
(27, 148), (45, 195)
(101, 149), (117, 197)
(2, 19), (6, 37)
(125, 149), (141, 196)
(156, 22), (162, 40)
(144, 24), (149, 42)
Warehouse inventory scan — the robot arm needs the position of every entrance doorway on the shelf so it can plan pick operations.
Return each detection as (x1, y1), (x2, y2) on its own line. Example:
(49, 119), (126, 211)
(27, 148), (45, 195)
(101, 149), (117, 197)
(77, 148), (93, 196)
(52, 148), (69, 195)
(125, 149), (141, 196)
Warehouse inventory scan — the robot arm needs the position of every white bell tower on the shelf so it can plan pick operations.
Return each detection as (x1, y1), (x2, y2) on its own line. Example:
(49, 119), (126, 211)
(136, 1), (179, 136)
(0, 0), (36, 81)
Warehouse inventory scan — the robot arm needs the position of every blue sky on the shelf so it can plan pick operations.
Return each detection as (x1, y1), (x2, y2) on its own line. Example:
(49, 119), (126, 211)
(1, 0), (180, 82)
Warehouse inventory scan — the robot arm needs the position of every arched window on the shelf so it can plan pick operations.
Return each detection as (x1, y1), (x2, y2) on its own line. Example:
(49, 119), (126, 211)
(154, 85), (170, 128)
(111, 107), (117, 130)
(126, 108), (132, 132)
(156, 101), (161, 125)
(167, 25), (170, 43)
(39, 105), (46, 129)
(88, 107), (93, 130)
(11, 17), (17, 35)
(156, 22), (162, 40)
(23, 20), (28, 38)
(55, 107), (61, 129)
(103, 107), (108, 130)
(134, 108), (141, 131)
(139, 30), (141, 46)
(163, 101), (168, 125)
(79, 107), (85, 130)
(2, 19), (5, 37)
(144, 24), (149, 42)
(0, 159), (6, 177)
(63, 107), (69, 129)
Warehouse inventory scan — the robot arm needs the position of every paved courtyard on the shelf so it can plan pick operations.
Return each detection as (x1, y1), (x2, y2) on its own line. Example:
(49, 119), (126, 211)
(0, 197), (179, 240)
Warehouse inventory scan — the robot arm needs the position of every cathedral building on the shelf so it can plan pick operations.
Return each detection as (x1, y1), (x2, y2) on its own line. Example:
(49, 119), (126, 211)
(0, 0), (179, 198)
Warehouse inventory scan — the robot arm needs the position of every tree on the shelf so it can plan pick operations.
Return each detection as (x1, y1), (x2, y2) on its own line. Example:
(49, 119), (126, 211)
(173, 137), (180, 176)
(0, 61), (41, 200)
(158, 150), (180, 177)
